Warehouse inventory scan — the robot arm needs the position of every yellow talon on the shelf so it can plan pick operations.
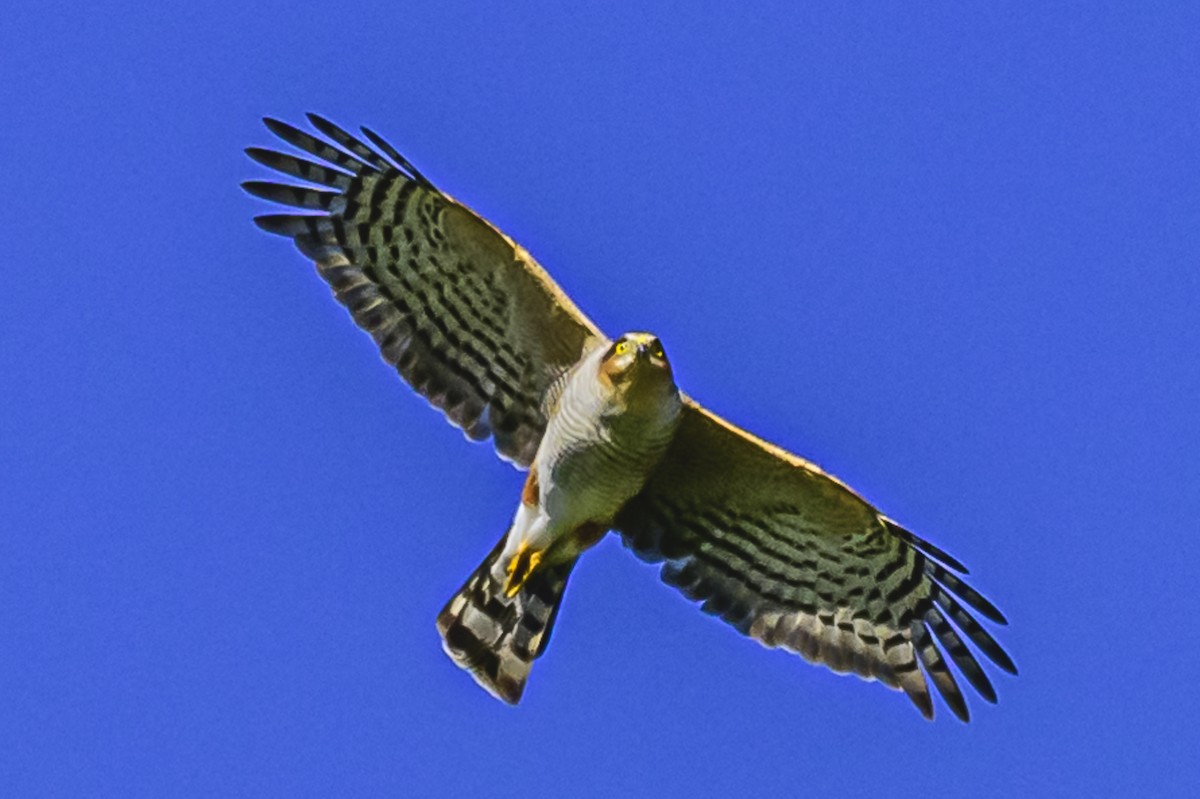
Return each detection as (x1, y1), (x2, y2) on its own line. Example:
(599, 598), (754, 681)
(504, 541), (543, 598)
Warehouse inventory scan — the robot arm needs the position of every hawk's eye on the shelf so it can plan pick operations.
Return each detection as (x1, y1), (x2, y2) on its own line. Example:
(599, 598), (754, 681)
(650, 342), (665, 359)
(614, 341), (631, 355)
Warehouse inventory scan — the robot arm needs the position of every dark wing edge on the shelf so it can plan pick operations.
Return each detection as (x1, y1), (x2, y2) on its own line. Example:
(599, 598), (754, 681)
(243, 114), (606, 466)
(616, 401), (1016, 722)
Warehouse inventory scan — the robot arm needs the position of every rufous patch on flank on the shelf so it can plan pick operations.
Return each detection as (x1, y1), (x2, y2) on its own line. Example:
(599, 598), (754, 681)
(521, 466), (540, 507)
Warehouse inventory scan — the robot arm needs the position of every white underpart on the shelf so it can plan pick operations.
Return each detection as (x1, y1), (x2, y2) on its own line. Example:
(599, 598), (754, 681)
(497, 344), (682, 573)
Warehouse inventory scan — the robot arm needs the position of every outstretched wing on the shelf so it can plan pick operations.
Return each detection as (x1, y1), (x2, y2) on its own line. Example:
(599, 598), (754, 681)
(615, 400), (1016, 721)
(244, 115), (607, 466)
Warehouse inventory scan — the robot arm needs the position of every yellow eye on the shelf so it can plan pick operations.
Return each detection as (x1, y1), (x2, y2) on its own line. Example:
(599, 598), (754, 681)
(650, 342), (665, 358)
(614, 341), (630, 355)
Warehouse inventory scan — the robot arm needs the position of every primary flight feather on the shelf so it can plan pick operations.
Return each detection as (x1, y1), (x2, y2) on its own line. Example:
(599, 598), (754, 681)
(244, 114), (1016, 721)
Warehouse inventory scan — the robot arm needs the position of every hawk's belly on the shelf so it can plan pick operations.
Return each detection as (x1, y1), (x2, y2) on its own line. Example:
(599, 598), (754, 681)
(536, 402), (679, 536)
(543, 437), (652, 524)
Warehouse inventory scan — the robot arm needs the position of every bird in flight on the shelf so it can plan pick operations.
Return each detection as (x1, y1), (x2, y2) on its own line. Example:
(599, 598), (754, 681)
(243, 114), (1016, 721)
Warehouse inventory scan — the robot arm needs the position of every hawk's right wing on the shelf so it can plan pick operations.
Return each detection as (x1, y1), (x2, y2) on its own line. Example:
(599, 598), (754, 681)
(616, 400), (1016, 721)
(244, 115), (607, 467)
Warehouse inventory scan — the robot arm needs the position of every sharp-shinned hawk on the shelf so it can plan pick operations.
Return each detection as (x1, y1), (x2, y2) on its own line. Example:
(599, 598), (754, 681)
(243, 114), (1016, 721)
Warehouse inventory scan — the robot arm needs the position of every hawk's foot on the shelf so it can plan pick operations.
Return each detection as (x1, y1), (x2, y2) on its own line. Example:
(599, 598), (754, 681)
(504, 541), (544, 598)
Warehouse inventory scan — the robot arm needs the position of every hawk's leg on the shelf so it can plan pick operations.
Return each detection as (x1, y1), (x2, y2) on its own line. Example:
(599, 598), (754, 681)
(503, 467), (546, 598)
(502, 521), (606, 598)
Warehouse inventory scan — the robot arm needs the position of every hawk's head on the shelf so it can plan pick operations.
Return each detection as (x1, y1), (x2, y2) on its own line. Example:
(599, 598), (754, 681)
(600, 332), (673, 389)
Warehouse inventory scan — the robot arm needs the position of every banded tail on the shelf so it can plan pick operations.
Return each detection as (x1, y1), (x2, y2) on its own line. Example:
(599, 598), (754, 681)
(437, 534), (576, 704)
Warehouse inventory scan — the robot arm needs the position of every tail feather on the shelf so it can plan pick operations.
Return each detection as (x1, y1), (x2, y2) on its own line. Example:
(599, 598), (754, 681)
(437, 534), (575, 704)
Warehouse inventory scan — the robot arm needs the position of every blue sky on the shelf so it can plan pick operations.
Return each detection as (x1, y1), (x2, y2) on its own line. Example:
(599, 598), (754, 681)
(3, 2), (1198, 796)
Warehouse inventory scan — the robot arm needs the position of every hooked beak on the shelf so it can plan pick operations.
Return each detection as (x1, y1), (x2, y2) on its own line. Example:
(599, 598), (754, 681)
(635, 340), (670, 374)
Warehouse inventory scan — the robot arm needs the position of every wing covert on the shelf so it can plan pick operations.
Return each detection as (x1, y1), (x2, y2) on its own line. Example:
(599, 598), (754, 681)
(244, 115), (607, 466)
(615, 400), (1016, 721)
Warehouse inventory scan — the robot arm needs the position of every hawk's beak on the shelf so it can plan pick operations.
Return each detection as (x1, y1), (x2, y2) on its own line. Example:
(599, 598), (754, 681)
(634, 341), (669, 372)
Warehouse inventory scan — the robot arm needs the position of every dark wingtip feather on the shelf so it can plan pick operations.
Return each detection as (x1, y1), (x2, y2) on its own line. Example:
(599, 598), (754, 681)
(972, 670), (999, 704)
(994, 650), (1019, 676)
(251, 214), (288, 234)
(937, 673), (971, 723)
(305, 114), (342, 142)
(244, 146), (355, 190)
(360, 125), (434, 187)
(914, 623), (970, 722)
(305, 113), (391, 171)
(910, 685), (935, 720)
(240, 179), (286, 201)
(969, 592), (1006, 626)
(241, 180), (337, 210)
(305, 113), (353, 146)
(927, 609), (998, 704)
(884, 518), (970, 574)
(262, 116), (294, 138)
(252, 213), (317, 236)
(929, 563), (1008, 625)
(244, 146), (281, 168)
(931, 585), (1016, 675)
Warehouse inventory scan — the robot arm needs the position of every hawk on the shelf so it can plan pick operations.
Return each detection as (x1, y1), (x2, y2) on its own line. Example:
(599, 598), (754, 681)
(243, 114), (1016, 721)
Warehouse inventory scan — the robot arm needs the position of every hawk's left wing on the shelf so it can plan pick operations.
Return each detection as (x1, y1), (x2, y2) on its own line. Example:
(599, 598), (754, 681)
(615, 400), (1016, 721)
(243, 115), (607, 466)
